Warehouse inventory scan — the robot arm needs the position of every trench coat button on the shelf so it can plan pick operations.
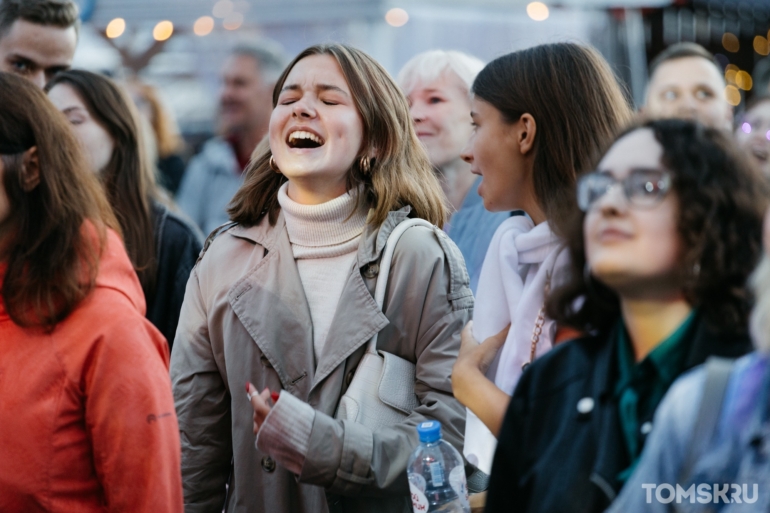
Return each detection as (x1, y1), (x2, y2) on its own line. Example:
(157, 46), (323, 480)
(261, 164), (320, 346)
(345, 370), (355, 387)
(364, 264), (379, 279)
(640, 421), (653, 435)
(261, 456), (276, 473)
(576, 397), (594, 414)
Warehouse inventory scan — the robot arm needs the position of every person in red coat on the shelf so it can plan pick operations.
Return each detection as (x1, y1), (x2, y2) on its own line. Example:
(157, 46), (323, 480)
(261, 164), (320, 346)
(0, 72), (183, 512)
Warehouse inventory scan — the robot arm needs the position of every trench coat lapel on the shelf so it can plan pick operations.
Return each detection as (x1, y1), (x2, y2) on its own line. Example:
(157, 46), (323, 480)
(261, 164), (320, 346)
(308, 209), (412, 396)
(309, 267), (389, 394)
(227, 215), (316, 399)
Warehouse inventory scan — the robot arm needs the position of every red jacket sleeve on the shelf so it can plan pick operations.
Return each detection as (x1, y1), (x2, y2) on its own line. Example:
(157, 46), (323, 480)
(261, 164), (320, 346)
(83, 316), (183, 512)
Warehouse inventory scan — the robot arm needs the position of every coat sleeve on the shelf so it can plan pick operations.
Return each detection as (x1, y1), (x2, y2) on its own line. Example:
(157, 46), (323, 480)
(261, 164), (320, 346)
(170, 267), (233, 512)
(85, 316), (184, 512)
(287, 226), (473, 496)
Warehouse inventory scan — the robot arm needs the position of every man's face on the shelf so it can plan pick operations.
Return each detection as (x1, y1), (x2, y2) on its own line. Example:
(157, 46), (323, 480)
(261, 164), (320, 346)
(218, 54), (273, 137)
(644, 56), (733, 131)
(0, 19), (77, 89)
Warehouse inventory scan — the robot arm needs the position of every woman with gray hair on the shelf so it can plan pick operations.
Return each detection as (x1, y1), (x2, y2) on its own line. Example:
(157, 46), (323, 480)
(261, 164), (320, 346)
(398, 50), (510, 292)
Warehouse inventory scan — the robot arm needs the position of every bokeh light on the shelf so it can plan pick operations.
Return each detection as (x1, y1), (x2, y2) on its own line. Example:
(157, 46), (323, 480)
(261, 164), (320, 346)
(725, 85), (741, 106)
(754, 36), (769, 56)
(223, 12), (244, 30)
(725, 69), (737, 84)
(742, 122), (751, 134)
(385, 8), (409, 27)
(194, 16), (214, 36)
(527, 2), (549, 22)
(736, 71), (752, 91)
(722, 33), (739, 53)
(213, 0), (234, 19)
(105, 18), (126, 39)
(153, 20), (174, 41)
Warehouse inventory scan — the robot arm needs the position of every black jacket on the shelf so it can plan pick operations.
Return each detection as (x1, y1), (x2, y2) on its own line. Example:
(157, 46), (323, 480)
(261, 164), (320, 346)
(485, 314), (752, 513)
(146, 202), (203, 350)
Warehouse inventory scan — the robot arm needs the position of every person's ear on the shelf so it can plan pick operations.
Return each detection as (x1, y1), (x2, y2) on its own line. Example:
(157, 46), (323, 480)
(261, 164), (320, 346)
(518, 113), (537, 155)
(21, 146), (40, 192)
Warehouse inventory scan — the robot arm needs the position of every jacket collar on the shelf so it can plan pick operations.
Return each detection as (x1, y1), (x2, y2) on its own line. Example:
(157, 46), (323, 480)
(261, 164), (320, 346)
(585, 312), (753, 501)
(228, 205), (413, 268)
(226, 207), (412, 399)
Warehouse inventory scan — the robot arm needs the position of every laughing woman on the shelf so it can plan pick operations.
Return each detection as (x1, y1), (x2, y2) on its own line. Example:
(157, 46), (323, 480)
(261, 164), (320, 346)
(170, 44), (473, 513)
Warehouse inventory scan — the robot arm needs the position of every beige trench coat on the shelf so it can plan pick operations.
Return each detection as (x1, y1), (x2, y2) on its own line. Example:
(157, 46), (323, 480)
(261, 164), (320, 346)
(170, 207), (473, 513)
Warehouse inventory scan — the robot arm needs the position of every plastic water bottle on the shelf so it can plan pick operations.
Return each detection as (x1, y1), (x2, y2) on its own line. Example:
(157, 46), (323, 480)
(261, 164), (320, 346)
(407, 421), (470, 513)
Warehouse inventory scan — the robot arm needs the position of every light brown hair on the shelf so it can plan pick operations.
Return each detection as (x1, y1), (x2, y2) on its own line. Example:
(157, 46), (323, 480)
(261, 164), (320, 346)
(0, 72), (117, 329)
(228, 43), (447, 228)
(471, 43), (633, 236)
(130, 80), (183, 158)
(46, 70), (159, 299)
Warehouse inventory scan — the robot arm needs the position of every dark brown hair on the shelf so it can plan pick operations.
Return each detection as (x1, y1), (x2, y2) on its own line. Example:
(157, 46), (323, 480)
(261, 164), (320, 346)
(648, 42), (721, 79)
(0, 72), (116, 329)
(548, 118), (768, 335)
(471, 43), (633, 236)
(228, 43), (447, 228)
(0, 0), (79, 39)
(46, 70), (159, 299)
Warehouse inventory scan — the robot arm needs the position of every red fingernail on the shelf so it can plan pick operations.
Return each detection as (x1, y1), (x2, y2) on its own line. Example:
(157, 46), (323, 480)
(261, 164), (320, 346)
(246, 382), (250, 393)
(271, 392), (280, 403)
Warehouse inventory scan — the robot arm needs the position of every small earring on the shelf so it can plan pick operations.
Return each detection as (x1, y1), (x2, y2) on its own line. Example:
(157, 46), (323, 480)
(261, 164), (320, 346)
(269, 155), (281, 173)
(358, 156), (371, 175)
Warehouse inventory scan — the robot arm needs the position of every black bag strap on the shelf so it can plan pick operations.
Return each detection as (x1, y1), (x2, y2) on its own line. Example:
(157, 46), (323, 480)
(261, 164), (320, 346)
(679, 356), (735, 483)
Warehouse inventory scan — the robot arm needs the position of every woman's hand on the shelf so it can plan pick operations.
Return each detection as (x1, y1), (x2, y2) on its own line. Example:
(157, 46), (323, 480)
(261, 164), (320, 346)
(247, 383), (273, 435)
(457, 321), (510, 376)
(451, 321), (511, 436)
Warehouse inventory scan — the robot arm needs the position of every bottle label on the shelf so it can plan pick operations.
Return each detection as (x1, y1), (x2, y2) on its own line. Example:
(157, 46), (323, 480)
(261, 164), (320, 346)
(409, 476), (429, 513)
(449, 465), (470, 508)
(429, 461), (444, 487)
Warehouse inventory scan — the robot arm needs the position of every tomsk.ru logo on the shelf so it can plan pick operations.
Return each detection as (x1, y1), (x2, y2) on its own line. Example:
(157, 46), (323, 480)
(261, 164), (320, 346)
(642, 483), (759, 504)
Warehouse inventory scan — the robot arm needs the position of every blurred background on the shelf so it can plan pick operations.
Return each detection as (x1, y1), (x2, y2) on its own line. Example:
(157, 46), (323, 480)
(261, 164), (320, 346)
(72, 0), (770, 151)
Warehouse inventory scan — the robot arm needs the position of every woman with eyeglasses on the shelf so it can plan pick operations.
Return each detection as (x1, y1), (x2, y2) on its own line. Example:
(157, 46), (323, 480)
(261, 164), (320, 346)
(483, 119), (767, 513)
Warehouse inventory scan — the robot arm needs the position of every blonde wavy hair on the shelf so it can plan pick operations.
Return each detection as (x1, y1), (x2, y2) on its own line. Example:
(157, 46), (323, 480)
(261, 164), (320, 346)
(228, 43), (447, 228)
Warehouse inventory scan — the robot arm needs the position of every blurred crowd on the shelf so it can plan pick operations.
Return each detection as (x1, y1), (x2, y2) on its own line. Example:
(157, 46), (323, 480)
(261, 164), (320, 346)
(2, 0), (770, 512)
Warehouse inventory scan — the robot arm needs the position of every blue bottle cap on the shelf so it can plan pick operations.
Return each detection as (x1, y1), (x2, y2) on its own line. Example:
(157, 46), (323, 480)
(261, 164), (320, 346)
(417, 421), (442, 443)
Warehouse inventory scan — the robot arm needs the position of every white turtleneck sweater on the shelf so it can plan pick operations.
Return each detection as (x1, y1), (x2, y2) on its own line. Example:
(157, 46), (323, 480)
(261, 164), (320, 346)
(277, 182), (368, 361)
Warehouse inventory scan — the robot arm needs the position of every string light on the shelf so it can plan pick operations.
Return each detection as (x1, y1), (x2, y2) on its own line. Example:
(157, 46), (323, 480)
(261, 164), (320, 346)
(105, 18), (125, 39)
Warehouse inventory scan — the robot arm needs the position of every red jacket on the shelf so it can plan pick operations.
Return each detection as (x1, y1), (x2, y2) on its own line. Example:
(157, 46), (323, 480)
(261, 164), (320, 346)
(0, 229), (183, 512)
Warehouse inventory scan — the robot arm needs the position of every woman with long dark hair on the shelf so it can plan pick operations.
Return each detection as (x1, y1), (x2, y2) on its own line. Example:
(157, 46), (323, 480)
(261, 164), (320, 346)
(46, 70), (203, 347)
(450, 43), (633, 478)
(171, 43), (472, 513)
(0, 72), (182, 511)
(485, 119), (767, 513)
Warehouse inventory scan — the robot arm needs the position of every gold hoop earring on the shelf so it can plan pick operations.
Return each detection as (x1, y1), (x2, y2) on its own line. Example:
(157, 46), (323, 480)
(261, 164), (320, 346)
(359, 156), (371, 174)
(269, 155), (281, 173)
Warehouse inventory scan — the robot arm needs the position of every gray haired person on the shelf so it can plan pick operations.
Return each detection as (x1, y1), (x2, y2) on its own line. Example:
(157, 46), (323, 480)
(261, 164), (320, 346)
(177, 39), (287, 235)
(398, 50), (509, 293)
